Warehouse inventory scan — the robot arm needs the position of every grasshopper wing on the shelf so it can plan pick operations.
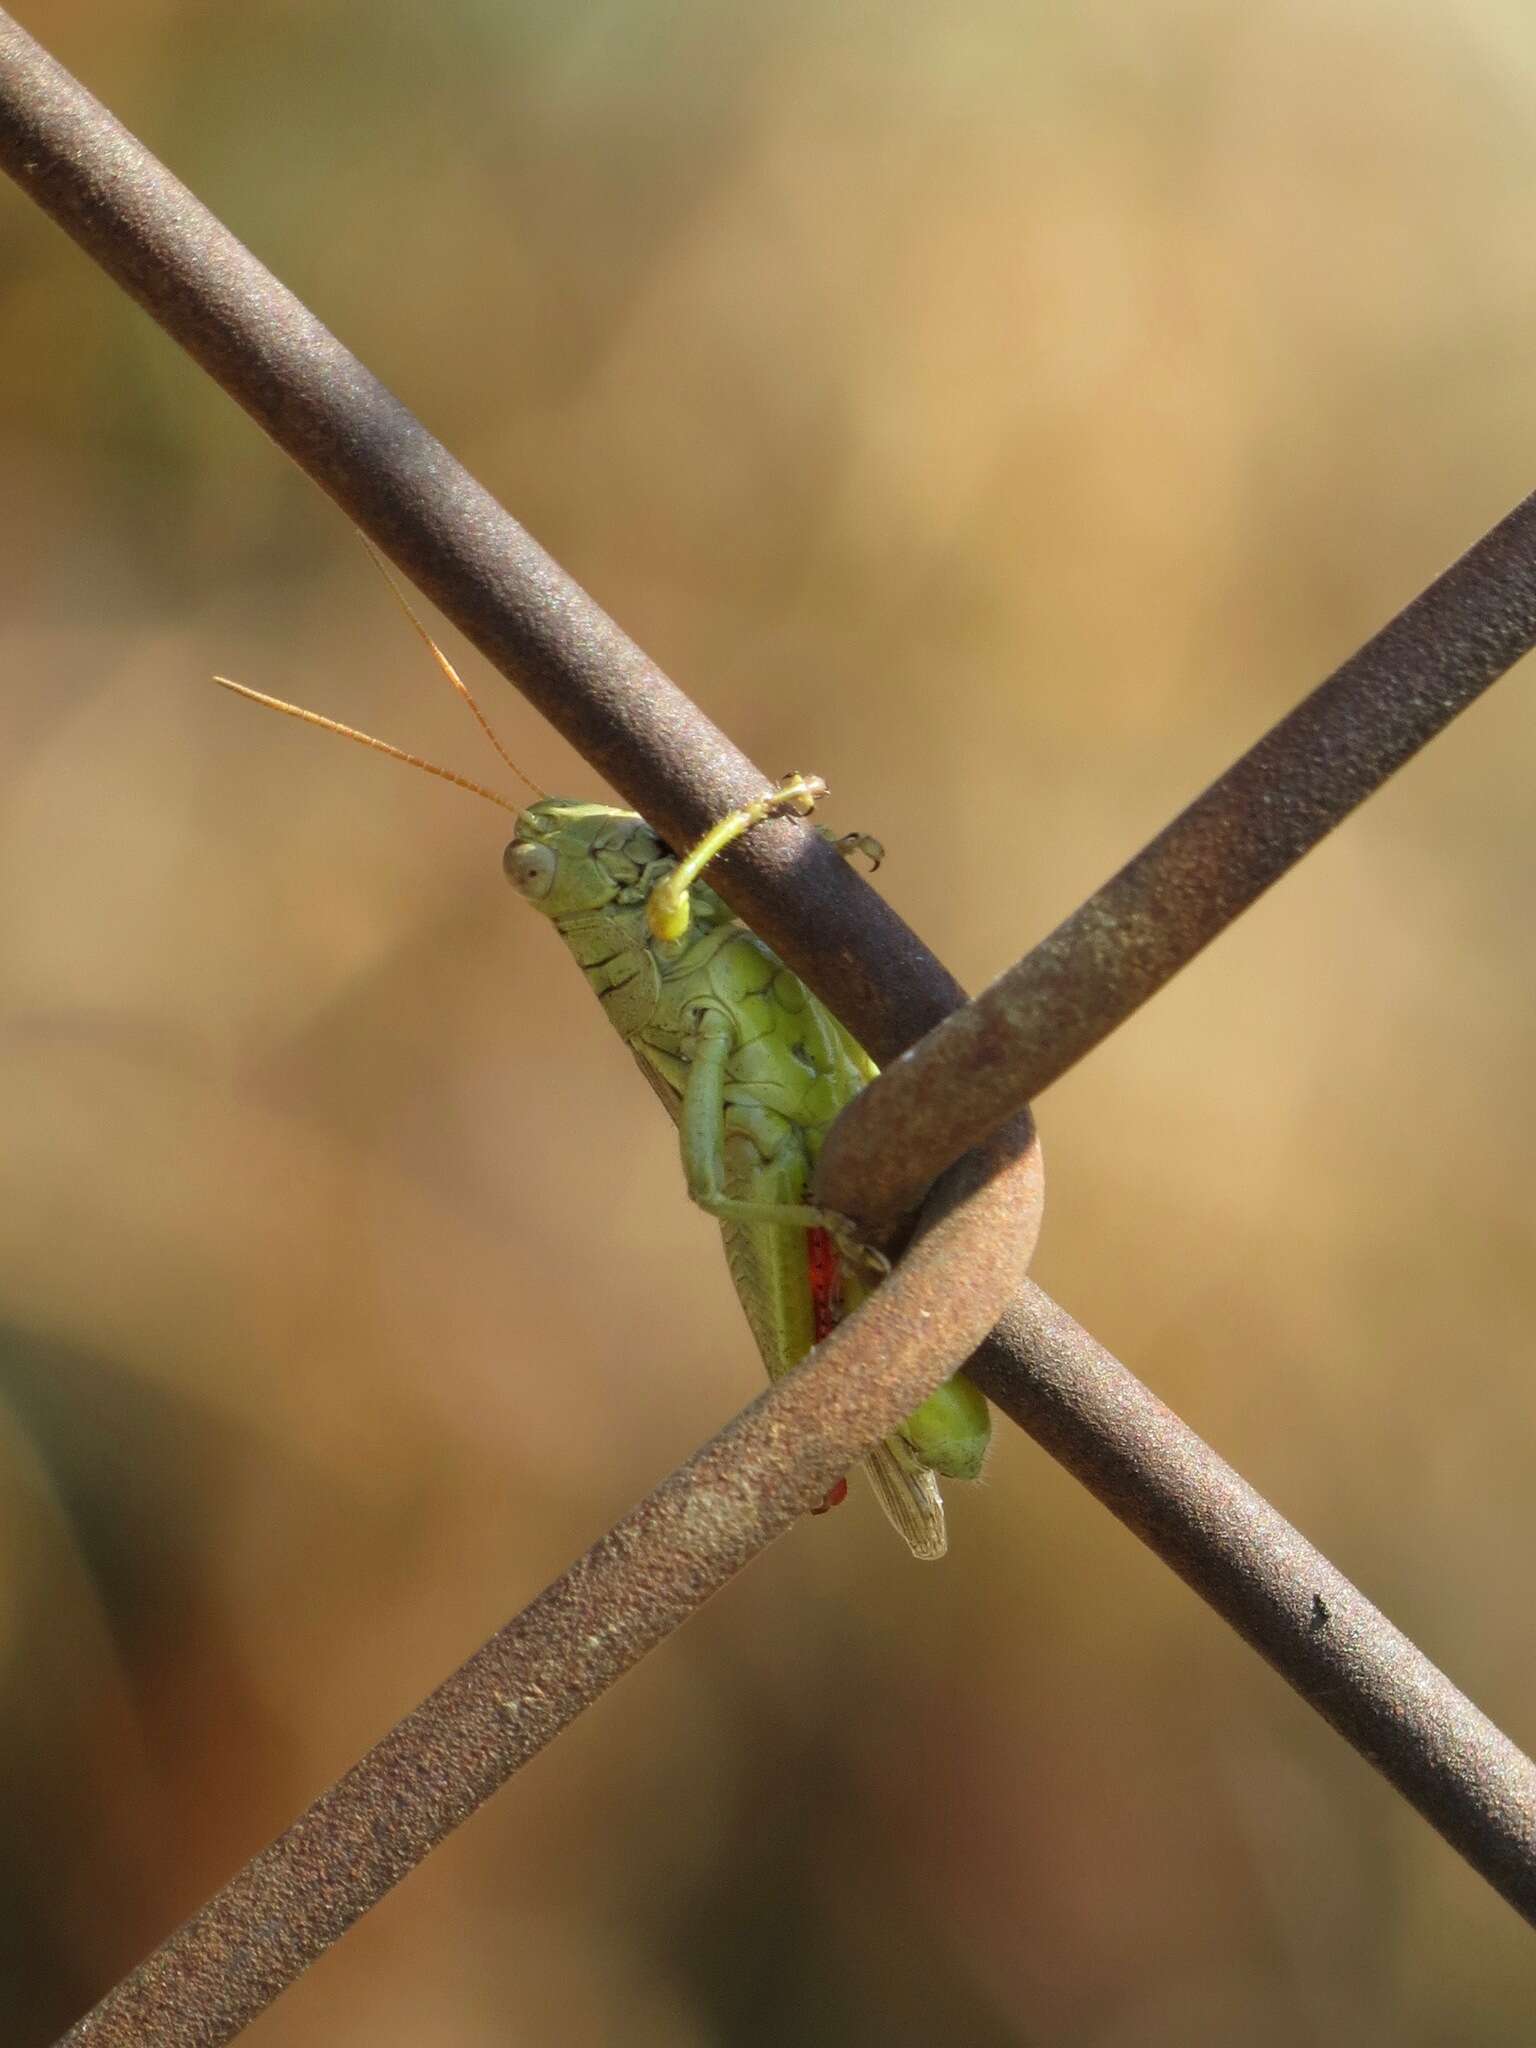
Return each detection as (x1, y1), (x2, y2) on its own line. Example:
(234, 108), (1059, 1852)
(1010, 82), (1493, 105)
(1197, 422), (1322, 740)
(863, 1443), (947, 1562)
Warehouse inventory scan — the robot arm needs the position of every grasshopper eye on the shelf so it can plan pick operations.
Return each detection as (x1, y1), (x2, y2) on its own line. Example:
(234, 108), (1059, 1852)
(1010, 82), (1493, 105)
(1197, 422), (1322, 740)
(504, 840), (556, 899)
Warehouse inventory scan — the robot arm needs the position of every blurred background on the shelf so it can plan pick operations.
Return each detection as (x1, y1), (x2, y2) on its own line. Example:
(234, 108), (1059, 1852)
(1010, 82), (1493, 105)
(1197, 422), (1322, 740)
(2, 1), (1535, 2040)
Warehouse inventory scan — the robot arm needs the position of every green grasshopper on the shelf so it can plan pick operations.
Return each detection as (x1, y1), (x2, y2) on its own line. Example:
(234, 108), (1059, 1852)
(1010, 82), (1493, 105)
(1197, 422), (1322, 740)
(502, 784), (991, 1556)
(215, 588), (990, 1559)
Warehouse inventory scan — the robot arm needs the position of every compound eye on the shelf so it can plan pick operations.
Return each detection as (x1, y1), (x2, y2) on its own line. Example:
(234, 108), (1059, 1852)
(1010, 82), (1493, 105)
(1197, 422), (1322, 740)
(503, 840), (556, 899)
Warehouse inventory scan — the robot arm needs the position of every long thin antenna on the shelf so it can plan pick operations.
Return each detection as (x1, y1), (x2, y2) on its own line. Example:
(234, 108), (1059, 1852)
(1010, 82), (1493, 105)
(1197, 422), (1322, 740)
(357, 537), (544, 797)
(211, 676), (522, 815)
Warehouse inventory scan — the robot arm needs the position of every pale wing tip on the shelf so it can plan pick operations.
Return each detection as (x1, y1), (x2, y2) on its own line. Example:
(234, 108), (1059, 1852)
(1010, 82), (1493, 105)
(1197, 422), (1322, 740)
(863, 1443), (948, 1561)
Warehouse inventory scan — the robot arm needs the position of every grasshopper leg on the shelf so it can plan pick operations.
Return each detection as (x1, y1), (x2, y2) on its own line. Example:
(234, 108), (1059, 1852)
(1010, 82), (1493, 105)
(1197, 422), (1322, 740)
(677, 1015), (889, 1273)
(826, 828), (883, 871)
(647, 773), (827, 944)
(679, 1008), (836, 1233)
(679, 1010), (887, 1270)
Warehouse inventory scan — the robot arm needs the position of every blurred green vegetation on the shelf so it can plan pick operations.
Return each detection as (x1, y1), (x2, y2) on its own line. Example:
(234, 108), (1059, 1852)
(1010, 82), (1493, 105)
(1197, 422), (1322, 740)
(2, 2), (1535, 2040)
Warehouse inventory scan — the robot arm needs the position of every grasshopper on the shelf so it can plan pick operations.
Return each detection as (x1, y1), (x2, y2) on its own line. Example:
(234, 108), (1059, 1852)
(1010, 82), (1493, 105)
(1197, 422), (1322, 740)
(502, 785), (991, 1556)
(215, 579), (990, 1559)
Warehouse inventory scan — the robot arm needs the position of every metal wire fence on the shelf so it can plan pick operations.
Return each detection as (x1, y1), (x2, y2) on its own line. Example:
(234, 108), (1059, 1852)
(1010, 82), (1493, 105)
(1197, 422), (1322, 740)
(1, 11), (1533, 2043)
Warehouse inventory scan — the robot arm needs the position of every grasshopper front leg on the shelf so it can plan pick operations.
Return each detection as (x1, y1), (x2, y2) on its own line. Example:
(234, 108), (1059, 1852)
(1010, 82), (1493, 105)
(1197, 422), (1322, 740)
(647, 773), (826, 944)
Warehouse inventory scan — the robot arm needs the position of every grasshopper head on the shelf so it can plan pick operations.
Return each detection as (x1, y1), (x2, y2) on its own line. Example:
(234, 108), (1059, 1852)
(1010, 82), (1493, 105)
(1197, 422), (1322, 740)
(503, 799), (668, 922)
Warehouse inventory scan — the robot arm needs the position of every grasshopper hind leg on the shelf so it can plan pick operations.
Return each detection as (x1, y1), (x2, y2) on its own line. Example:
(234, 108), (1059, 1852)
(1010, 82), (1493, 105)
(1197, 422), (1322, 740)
(863, 1443), (948, 1562)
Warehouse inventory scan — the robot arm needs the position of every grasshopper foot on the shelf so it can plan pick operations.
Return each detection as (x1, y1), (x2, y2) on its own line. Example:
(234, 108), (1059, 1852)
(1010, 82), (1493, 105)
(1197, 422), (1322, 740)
(811, 1474), (850, 1515)
(823, 1211), (892, 1280)
(829, 829), (884, 872)
(767, 771), (827, 820)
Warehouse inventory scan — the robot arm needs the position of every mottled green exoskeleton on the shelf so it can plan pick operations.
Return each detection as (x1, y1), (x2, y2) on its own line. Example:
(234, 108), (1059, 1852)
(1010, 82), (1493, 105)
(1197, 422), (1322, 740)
(503, 784), (991, 1559)
(214, 561), (990, 1558)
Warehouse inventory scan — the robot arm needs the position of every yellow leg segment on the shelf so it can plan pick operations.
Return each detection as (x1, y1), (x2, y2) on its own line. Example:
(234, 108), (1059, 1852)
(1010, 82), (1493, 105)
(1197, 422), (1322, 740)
(647, 773), (826, 943)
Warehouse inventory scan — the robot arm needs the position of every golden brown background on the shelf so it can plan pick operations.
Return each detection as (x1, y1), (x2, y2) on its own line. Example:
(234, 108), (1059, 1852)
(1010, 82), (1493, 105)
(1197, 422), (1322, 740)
(3, 3), (1535, 2040)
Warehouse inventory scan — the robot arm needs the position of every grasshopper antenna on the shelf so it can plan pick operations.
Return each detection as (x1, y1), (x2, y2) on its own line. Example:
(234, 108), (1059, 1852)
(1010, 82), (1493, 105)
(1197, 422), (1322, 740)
(356, 536), (544, 798)
(210, 675), (523, 815)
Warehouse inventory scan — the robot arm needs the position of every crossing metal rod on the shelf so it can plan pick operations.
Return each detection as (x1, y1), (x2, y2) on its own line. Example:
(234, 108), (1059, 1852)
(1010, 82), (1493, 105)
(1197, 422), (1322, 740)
(0, 8), (962, 1071)
(817, 496), (1536, 1223)
(58, 1121), (1043, 2048)
(969, 1290), (1536, 1926)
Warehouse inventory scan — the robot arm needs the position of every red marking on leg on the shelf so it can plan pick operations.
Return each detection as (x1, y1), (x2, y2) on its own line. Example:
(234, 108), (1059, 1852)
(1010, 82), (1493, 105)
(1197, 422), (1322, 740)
(807, 1228), (849, 1513)
(807, 1226), (844, 1343)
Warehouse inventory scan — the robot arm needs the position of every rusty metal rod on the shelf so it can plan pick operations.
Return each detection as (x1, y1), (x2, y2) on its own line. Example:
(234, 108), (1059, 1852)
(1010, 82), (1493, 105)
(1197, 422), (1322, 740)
(967, 1289), (1536, 1926)
(817, 494), (1536, 1222)
(58, 1122), (1042, 2048)
(0, 8), (959, 1072)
